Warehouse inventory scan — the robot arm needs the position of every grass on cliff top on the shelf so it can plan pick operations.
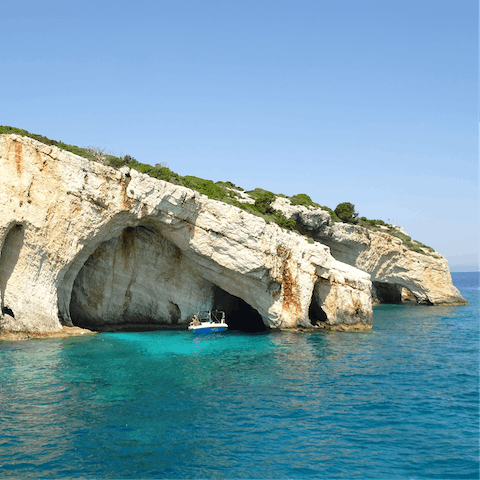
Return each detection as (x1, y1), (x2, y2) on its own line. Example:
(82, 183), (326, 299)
(0, 126), (300, 232)
(0, 126), (97, 161)
(0, 126), (435, 255)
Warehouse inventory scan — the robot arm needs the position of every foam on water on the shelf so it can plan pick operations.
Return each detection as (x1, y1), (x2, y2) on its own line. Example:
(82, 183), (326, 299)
(0, 273), (478, 479)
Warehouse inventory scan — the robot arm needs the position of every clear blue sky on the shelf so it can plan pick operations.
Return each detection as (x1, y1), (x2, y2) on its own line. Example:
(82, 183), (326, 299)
(2, 0), (478, 270)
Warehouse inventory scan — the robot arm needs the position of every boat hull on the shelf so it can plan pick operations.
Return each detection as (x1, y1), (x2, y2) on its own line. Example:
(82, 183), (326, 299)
(188, 323), (228, 334)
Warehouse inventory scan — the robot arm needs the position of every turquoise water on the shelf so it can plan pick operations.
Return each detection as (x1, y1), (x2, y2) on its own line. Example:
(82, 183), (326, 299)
(1, 273), (478, 479)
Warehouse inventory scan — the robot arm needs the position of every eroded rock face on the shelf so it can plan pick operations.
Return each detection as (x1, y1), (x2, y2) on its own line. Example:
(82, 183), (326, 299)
(0, 134), (373, 333)
(69, 226), (214, 328)
(272, 198), (467, 305)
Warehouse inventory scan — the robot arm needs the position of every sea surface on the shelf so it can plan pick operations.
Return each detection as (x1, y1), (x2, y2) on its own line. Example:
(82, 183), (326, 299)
(1, 273), (478, 479)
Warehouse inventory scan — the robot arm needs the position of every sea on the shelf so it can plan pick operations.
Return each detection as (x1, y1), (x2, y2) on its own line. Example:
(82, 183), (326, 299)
(1, 272), (478, 479)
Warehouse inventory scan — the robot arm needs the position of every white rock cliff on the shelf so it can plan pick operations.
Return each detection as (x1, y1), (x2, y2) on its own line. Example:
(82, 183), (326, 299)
(0, 134), (373, 334)
(272, 197), (466, 306)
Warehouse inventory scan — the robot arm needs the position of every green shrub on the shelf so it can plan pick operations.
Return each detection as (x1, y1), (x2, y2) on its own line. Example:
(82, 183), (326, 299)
(183, 176), (229, 201)
(334, 202), (358, 223)
(123, 155), (139, 166)
(319, 206), (341, 223)
(290, 193), (320, 208)
(247, 188), (274, 199)
(216, 180), (239, 189)
(272, 212), (296, 230)
(105, 156), (127, 168)
(1, 126), (438, 255)
(0, 126), (96, 160)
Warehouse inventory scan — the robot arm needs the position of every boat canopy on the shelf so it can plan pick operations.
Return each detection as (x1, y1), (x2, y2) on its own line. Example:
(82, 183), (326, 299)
(197, 310), (225, 323)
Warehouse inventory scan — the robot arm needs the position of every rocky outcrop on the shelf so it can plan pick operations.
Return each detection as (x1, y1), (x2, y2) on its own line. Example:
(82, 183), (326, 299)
(272, 198), (467, 306)
(0, 134), (373, 334)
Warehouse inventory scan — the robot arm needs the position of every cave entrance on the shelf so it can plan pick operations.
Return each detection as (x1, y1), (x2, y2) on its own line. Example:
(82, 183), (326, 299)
(373, 281), (402, 304)
(68, 225), (193, 331)
(308, 286), (328, 326)
(213, 286), (266, 333)
(68, 225), (269, 333)
(0, 224), (24, 319)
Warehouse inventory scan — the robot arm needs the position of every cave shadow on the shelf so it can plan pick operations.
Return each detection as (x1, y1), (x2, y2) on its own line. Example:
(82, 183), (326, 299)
(68, 225), (183, 331)
(307, 278), (329, 326)
(373, 281), (408, 304)
(0, 224), (24, 318)
(308, 293), (328, 326)
(57, 184), (203, 327)
(213, 286), (267, 333)
(67, 222), (269, 334)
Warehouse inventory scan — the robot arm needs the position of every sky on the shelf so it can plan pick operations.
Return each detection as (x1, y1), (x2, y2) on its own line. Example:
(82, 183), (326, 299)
(1, 0), (478, 270)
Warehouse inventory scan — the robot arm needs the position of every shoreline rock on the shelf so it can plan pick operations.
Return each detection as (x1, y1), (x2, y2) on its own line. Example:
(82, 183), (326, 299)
(0, 134), (373, 335)
(0, 326), (96, 341)
(272, 197), (467, 306)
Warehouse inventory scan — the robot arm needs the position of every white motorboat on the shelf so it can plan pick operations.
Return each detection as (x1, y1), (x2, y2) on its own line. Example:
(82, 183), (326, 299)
(188, 310), (228, 334)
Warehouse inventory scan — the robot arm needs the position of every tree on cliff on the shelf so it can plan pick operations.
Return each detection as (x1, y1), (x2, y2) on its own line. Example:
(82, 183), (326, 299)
(254, 191), (276, 214)
(335, 202), (358, 223)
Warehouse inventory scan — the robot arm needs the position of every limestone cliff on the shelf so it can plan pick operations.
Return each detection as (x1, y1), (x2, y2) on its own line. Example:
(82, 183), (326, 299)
(0, 134), (372, 334)
(272, 197), (467, 306)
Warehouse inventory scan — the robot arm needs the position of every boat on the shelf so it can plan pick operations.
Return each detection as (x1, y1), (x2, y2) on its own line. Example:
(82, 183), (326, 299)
(188, 310), (228, 334)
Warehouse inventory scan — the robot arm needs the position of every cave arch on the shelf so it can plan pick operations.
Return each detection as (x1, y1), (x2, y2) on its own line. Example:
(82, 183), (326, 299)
(308, 293), (327, 325)
(372, 281), (424, 304)
(307, 278), (329, 326)
(57, 211), (140, 326)
(69, 225), (197, 330)
(372, 281), (402, 304)
(67, 225), (269, 332)
(0, 223), (24, 318)
(213, 286), (266, 333)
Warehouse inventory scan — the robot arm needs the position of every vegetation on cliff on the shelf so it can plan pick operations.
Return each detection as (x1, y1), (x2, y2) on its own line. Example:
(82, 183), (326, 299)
(0, 126), (435, 255)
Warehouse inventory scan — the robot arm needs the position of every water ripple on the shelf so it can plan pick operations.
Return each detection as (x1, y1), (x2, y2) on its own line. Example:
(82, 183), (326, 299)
(0, 274), (478, 478)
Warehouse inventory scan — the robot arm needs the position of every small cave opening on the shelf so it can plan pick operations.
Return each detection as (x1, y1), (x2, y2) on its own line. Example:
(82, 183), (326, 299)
(0, 224), (24, 313)
(213, 286), (267, 333)
(373, 281), (403, 304)
(1, 306), (14, 318)
(417, 298), (433, 306)
(308, 293), (327, 326)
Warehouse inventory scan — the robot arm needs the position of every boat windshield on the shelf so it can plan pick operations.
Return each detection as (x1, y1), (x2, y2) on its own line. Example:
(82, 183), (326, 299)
(197, 311), (225, 323)
(210, 310), (225, 323)
(197, 311), (211, 321)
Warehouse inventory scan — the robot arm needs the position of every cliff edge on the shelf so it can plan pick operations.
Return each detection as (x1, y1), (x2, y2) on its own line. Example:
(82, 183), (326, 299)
(0, 134), (373, 334)
(272, 197), (466, 306)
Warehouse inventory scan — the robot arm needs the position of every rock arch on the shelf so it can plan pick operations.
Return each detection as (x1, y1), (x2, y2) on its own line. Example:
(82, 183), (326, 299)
(307, 270), (373, 329)
(371, 281), (431, 305)
(372, 281), (403, 304)
(56, 212), (155, 327)
(0, 223), (24, 321)
(212, 286), (266, 332)
(308, 286), (328, 326)
(0, 134), (374, 333)
(67, 224), (270, 332)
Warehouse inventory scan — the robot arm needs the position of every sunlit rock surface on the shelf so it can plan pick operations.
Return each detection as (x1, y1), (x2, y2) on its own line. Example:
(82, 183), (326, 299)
(272, 197), (467, 306)
(0, 134), (373, 334)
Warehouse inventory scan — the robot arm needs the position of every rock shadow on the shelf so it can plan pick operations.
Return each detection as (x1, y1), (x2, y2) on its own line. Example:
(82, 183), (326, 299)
(308, 283), (328, 325)
(0, 224), (24, 318)
(372, 281), (403, 304)
(213, 286), (267, 333)
(69, 225), (196, 330)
